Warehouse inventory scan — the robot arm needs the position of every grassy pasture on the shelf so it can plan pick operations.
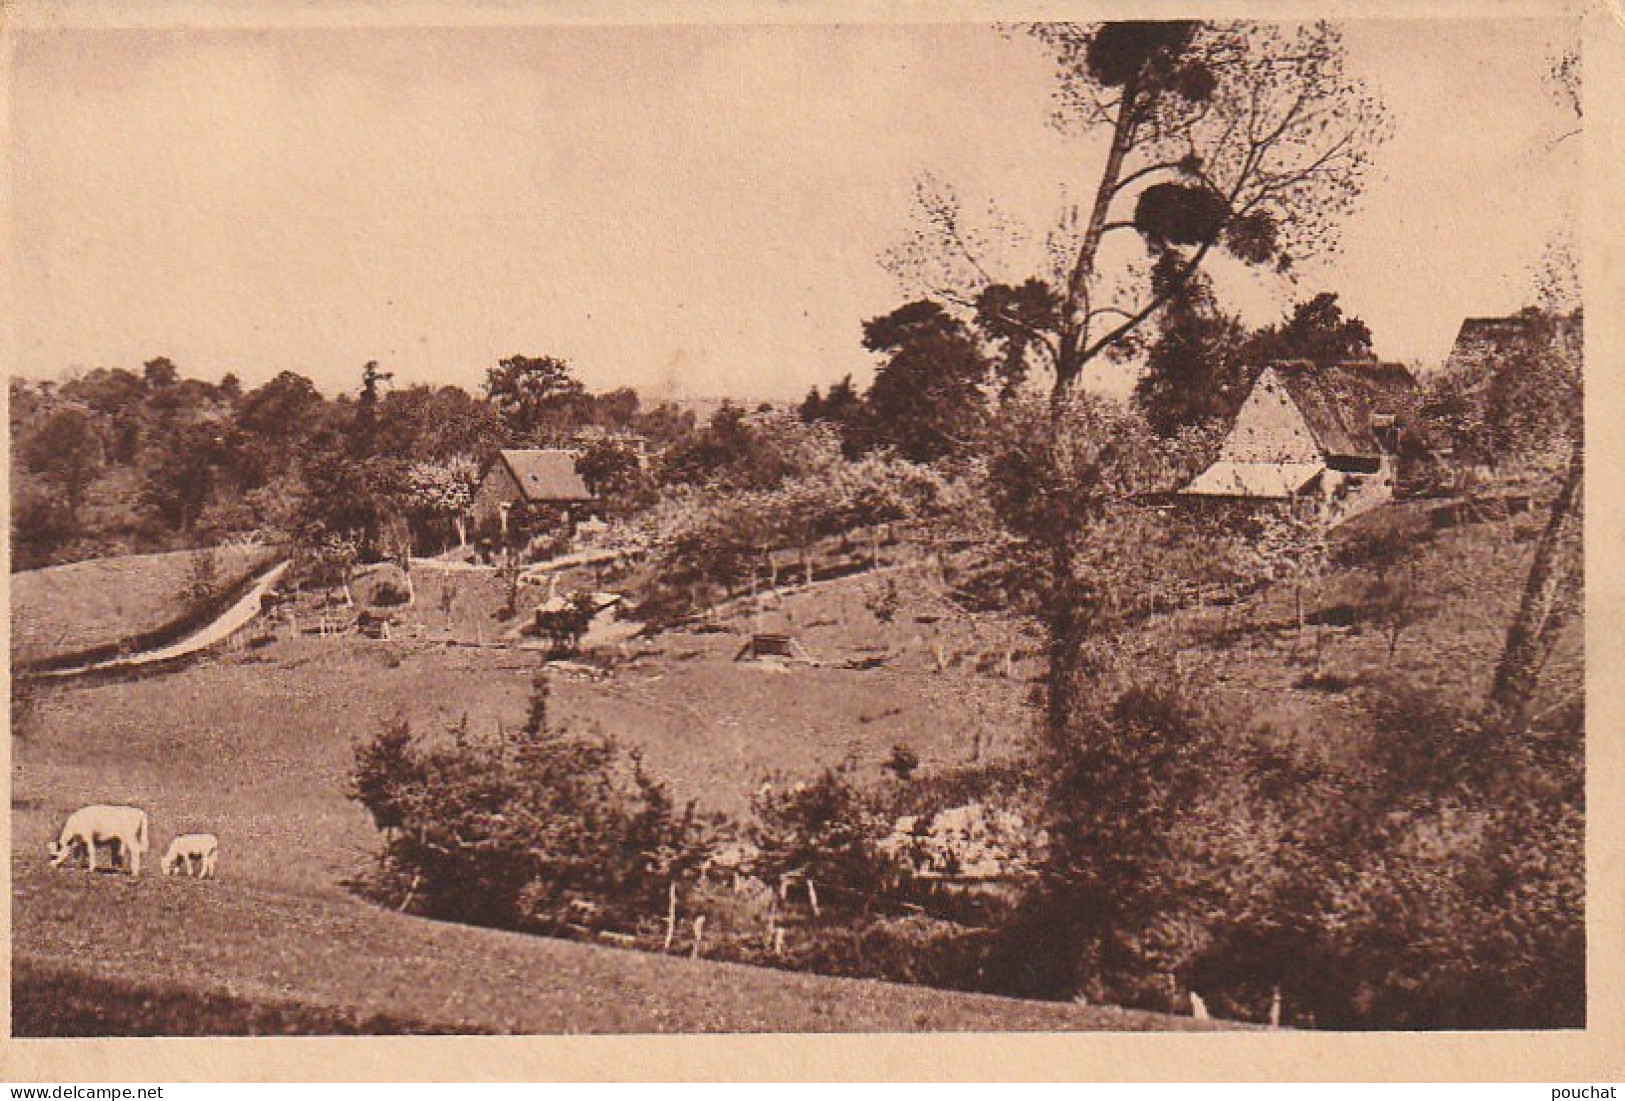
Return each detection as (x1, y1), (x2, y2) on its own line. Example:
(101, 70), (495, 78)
(1126, 500), (1581, 764)
(9, 553), (1074, 1033)
(13, 585), (1037, 891)
(12, 859), (1226, 1035)
(14, 957), (473, 1037)
(11, 543), (280, 668)
(11, 501), (1577, 1033)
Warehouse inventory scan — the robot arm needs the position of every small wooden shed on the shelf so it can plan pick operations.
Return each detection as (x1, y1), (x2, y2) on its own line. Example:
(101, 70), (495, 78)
(734, 633), (817, 665)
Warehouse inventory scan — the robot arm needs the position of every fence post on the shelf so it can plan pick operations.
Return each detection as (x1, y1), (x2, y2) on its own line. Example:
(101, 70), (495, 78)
(664, 880), (678, 952)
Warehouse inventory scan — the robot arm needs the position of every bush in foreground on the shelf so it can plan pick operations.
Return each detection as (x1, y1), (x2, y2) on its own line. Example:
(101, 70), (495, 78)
(1018, 676), (1584, 1028)
(350, 672), (708, 933)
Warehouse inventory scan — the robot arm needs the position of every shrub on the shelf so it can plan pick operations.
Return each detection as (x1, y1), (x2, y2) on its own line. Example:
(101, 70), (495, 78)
(182, 546), (221, 610)
(1330, 515), (1433, 574)
(1019, 674), (1585, 1028)
(1300, 686), (1585, 1028)
(1293, 671), (1357, 692)
(764, 914), (998, 991)
(529, 592), (597, 656)
(1016, 682), (1226, 1004)
(348, 674), (706, 934)
(369, 579), (411, 607)
(748, 765), (897, 903)
(884, 743), (920, 780)
(11, 677), (41, 741)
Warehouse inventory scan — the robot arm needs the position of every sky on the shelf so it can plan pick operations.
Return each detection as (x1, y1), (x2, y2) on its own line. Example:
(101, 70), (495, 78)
(6, 18), (1582, 403)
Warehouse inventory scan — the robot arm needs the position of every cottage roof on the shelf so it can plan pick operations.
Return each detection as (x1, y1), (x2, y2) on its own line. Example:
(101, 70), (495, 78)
(1444, 312), (1582, 375)
(1265, 360), (1419, 461)
(495, 448), (595, 502)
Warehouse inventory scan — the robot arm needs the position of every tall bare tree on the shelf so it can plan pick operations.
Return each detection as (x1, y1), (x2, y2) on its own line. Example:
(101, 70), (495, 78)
(1486, 35), (1583, 732)
(890, 22), (1388, 736)
(1486, 285), (1582, 730)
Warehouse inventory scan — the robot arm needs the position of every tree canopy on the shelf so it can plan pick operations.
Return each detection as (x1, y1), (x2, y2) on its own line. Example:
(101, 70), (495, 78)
(483, 354), (587, 442)
(860, 300), (993, 463)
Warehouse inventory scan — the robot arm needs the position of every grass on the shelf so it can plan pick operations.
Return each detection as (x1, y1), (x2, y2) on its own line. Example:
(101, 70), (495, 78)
(12, 861), (1226, 1035)
(10, 560), (1161, 1035)
(13, 610), (1035, 889)
(13, 957), (472, 1037)
(11, 543), (280, 668)
(14, 639), (528, 896)
(12, 498), (1573, 1034)
(1122, 498), (1580, 765)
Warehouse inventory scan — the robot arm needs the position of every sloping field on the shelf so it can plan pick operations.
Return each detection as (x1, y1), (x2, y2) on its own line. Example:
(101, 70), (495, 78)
(12, 503), (1564, 890)
(13, 639), (529, 896)
(1126, 499), (1582, 760)
(12, 862), (1223, 1035)
(11, 623), (1032, 896)
(11, 544), (280, 668)
(12, 502), (1571, 1034)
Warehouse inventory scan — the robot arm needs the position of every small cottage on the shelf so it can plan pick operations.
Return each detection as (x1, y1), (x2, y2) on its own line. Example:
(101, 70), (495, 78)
(470, 448), (597, 537)
(1181, 360), (1419, 524)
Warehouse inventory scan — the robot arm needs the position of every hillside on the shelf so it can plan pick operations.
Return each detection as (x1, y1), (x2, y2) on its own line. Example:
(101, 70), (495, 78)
(1139, 498), (1580, 751)
(13, 501), (1567, 871)
(10, 499), (1578, 1032)
(10, 543), (280, 668)
(12, 861), (1226, 1035)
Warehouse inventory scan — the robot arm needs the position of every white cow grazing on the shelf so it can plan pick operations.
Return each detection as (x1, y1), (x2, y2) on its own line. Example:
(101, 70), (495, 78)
(48, 805), (150, 875)
(162, 833), (219, 879)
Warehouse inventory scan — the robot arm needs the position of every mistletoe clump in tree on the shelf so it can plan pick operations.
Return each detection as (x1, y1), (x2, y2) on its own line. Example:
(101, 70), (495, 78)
(891, 19), (1388, 739)
(883, 21), (1390, 1006)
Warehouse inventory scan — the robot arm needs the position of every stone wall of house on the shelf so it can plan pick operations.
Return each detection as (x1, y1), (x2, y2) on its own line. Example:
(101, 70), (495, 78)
(1217, 368), (1322, 465)
(471, 459), (522, 530)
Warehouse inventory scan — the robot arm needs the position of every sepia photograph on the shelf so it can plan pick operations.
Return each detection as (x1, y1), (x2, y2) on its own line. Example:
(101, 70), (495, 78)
(5, 1), (1607, 1064)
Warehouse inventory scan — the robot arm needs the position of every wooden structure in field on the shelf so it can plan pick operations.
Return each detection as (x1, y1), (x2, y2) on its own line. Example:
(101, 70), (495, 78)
(734, 633), (817, 665)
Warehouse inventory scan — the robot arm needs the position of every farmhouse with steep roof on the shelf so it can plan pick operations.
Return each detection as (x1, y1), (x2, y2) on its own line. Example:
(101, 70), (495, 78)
(471, 448), (598, 535)
(1181, 360), (1420, 525)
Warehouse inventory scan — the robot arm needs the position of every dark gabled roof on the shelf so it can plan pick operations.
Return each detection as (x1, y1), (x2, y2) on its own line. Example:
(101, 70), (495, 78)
(1266, 360), (1420, 460)
(1444, 311), (1582, 374)
(494, 448), (594, 502)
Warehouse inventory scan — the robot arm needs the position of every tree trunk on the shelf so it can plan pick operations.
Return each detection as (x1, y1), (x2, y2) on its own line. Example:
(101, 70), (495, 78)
(1489, 437), (1583, 730)
(1044, 539), (1093, 745)
(1063, 76), (1141, 380)
(1041, 83), (1140, 745)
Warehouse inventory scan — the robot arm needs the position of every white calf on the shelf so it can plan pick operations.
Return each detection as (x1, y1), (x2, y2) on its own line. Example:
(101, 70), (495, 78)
(162, 833), (219, 879)
(48, 805), (150, 875)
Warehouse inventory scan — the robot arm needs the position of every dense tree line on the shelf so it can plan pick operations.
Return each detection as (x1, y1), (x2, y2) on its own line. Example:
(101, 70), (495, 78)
(9, 356), (697, 572)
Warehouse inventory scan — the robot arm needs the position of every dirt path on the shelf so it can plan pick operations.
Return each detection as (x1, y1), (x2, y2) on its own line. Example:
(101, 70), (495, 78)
(32, 560), (290, 679)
